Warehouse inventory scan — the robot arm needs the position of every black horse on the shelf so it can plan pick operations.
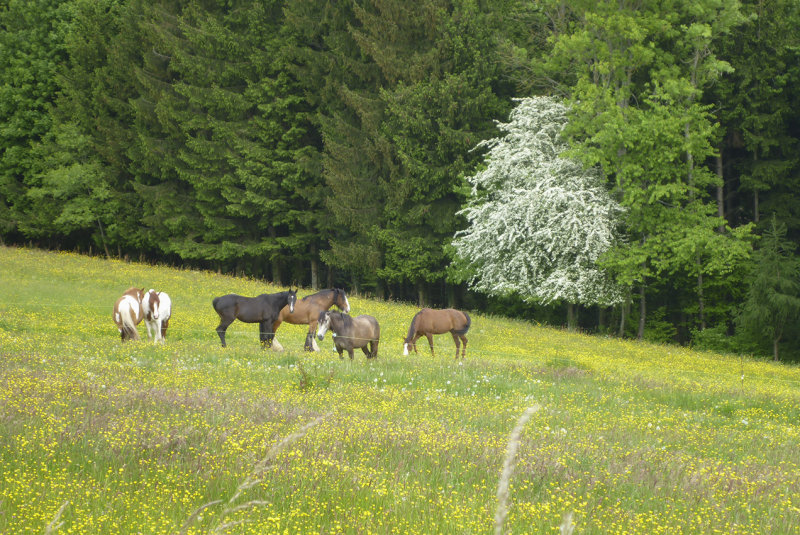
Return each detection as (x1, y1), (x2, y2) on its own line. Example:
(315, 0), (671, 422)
(212, 289), (297, 348)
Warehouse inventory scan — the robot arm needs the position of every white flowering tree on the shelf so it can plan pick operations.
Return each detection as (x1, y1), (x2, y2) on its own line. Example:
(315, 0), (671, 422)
(452, 96), (624, 327)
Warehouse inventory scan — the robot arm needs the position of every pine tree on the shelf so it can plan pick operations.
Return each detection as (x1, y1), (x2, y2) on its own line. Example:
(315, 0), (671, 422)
(738, 217), (800, 360)
(0, 0), (69, 241)
(452, 96), (624, 328)
(24, 0), (139, 256)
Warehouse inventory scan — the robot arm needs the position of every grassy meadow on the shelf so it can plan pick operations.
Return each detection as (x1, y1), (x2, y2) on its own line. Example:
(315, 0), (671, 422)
(1, 246), (799, 534)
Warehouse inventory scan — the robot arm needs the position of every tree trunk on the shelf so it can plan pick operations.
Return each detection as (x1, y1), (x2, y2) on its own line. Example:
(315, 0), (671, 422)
(773, 336), (780, 361)
(351, 274), (360, 295)
(697, 270), (705, 331)
(598, 306), (606, 333)
(310, 244), (319, 290)
(753, 152), (759, 224)
(376, 279), (386, 300)
(97, 219), (110, 258)
(268, 227), (282, 285)
(716, 152), (725, 232)
(416, 281), (426, 307)
(327, 266), (335, 289)
(754, 190), (759, 224)
(567, 302), (576, 331)
(618, 301), (628, 338)
(637, 285), (646, 340)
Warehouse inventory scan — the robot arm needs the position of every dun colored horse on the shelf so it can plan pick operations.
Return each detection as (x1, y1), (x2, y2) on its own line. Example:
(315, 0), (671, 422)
(142, 289), (172, 343)
(271, 288), (350, 352)
(212, 289), (297, 348)
(113, 287), (144, 341)
(403, 308), (471, 359)
(317, 310), (380, 360)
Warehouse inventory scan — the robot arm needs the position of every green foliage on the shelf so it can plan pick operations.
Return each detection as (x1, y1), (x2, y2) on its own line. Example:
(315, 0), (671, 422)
(0, 0), (799, 352)
(0, 0), (70, 237)
(737, 218), (800, 360)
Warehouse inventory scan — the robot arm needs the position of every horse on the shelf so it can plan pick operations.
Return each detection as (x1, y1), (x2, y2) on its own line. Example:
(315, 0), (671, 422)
(317, 310), (380, 360)
(212, 289), (297, 348)
(403, 308), (471, 358)
(142, 289), (172, 343)
(271, 288), (350, 352)
(113, 287), (144, 341)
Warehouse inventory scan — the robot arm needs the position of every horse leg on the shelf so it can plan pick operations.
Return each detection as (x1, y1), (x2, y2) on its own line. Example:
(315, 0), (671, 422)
(425, 333), (435, 357)
(259, 321), (273, 349)
(216, 317), (233, 347)
(451, 332), (460, 359)
(271, 319), (284, 351)
(410, 334), (423, 355)
(347, 347), (355, 360)
(460, 335), (468, 358)
(161, 318), (169, 342)
(308, 321), (320, 352)
(370, 340), (379, 359)
(361, 346), (370, 358)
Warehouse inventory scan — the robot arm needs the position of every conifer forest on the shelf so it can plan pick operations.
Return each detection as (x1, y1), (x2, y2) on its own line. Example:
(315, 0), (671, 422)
(2, 0), (800, 360)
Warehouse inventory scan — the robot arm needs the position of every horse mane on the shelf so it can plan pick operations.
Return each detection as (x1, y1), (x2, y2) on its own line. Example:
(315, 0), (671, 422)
(405, 310), (422, 342)
(302, 288), (333, 301)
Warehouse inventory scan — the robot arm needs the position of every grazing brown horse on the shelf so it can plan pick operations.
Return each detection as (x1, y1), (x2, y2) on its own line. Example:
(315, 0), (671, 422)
(403, 308), (471, 359)
(317, 310), (380, 360)
(271, 288), (350, 352)
(113, 287), (144, 341)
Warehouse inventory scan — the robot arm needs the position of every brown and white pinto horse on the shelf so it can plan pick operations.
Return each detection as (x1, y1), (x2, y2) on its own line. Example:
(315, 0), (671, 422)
(142, 289), (172, 343)
(271, 288), (350, 352)
(403, 308), (471, 359)
(113, 287), (144, 341)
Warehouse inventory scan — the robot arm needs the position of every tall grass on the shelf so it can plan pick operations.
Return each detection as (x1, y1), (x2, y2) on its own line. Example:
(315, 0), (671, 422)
(1, 246), (799, 534)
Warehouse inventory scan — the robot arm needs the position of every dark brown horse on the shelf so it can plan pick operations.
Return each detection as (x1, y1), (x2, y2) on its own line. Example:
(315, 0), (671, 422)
(212, 289), (297, 348)
(271, 288), (350, 352)
(113, 287), (144, 341)
(403, 308), (471, 358)
(317, 310), (380, 360)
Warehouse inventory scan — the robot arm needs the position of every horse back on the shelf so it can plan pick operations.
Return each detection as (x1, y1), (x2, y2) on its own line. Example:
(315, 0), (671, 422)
(354, 314), (380, 340)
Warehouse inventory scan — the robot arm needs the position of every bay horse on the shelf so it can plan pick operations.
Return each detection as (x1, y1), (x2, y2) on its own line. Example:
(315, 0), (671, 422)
(212, 289), (297, 348)
(271, 288), (350, 352)
(317, 310), (380, 360)
(142, 290), (172, 343)
(113, 287), (144, 341)
(403, 308), (471, 358)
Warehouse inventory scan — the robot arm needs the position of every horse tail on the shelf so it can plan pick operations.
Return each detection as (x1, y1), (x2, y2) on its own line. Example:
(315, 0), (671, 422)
(119, 298), (140, 340)
(453, 311), (471, 335)
(405, 310), (421, 342)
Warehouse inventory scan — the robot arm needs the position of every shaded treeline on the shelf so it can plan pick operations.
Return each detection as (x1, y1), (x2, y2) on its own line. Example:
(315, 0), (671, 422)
(1, 0), (799, 359)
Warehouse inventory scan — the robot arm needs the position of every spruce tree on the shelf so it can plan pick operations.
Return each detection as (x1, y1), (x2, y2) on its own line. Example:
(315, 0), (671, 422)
(738, 218), (800, 360)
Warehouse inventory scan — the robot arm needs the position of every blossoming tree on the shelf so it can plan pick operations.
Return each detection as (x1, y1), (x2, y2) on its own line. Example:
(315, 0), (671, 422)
(452, 96), (624, 328)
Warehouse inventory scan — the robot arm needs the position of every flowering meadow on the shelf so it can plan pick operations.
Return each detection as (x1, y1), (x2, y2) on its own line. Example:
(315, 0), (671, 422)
(1, 246), (799, 534)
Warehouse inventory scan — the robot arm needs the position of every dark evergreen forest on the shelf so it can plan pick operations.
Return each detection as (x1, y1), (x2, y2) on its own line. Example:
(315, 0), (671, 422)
(2, 0), (799, 359)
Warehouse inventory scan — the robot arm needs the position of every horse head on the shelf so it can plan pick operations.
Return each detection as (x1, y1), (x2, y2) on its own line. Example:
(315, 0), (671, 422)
(287, 288), (297, 313)
(317, 310), (331, 340)
(146, 289), (160, 320)
(335, 288), (350, 313)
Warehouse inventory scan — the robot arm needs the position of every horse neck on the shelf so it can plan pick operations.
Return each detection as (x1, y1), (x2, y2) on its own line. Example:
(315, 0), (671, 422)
(312, 289), (335, 308)
(330, 311), (347, 332)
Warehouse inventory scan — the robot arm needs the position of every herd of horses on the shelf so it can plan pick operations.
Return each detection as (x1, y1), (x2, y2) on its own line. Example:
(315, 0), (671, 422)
(112, 286), (471, 359)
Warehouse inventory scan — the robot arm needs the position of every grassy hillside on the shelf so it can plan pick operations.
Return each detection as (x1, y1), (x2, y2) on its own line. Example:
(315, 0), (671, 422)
(1, 246), (799, 534)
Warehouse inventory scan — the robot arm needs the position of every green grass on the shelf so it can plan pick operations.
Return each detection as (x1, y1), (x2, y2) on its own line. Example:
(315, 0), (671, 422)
(1, 246), (799, 534)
